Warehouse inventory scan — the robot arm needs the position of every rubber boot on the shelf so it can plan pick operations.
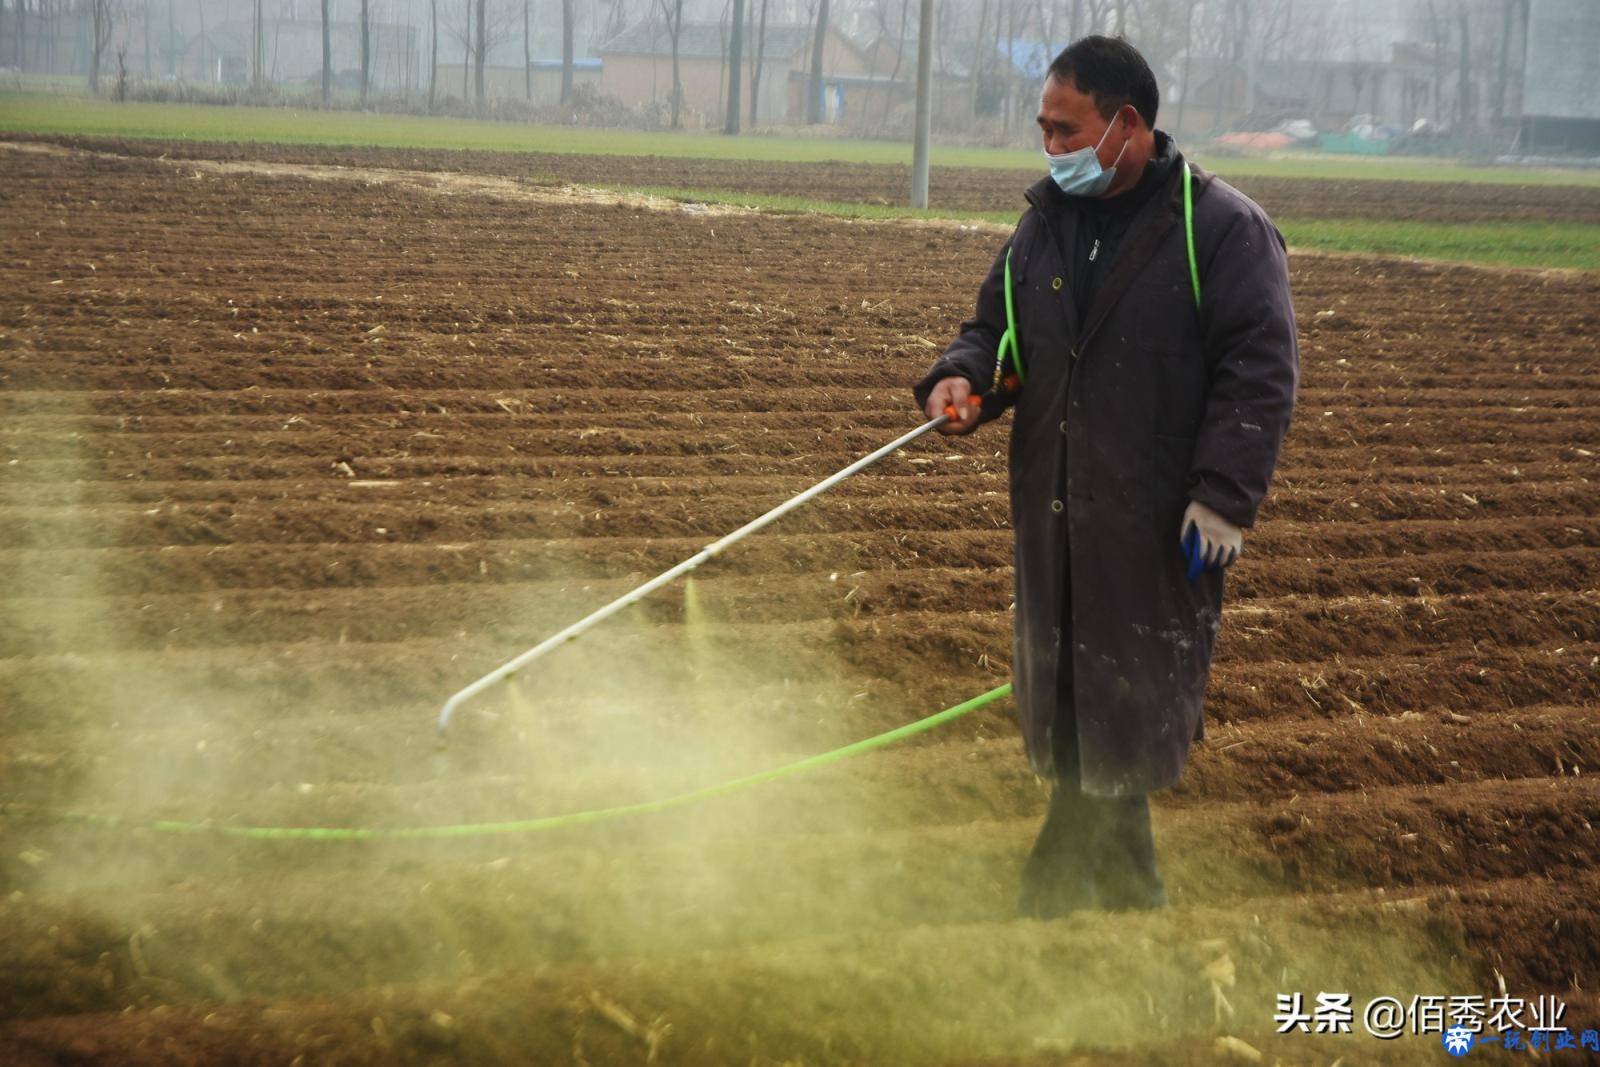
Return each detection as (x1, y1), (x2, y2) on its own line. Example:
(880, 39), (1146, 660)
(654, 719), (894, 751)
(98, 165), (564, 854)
(1090, 793), (1168, 911)
(1015, 781), (1099, 919)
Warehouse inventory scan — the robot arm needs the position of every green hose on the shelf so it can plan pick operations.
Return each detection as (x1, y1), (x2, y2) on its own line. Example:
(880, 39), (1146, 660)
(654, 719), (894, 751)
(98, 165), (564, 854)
(3, 683), (1013, 841)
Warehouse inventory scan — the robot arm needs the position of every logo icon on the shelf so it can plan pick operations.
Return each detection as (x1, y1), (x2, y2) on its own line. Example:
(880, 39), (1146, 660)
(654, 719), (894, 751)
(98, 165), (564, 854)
(1443, 1026), (1475, 1056)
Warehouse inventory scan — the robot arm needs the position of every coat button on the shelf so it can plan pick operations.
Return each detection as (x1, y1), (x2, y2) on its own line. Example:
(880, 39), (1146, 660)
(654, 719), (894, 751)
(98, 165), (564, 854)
(1050, 499), (1064, 514)
(1059, 420), (1069, 433)
(1051, 277), (1063, 291)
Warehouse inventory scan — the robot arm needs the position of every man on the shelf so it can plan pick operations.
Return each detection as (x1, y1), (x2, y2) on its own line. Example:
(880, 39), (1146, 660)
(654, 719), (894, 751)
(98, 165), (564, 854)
(913, 36), (1298, 918)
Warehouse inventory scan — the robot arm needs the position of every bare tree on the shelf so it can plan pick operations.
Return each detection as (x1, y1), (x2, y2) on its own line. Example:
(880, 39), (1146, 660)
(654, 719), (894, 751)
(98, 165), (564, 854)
(724, 0), (745, 133)
(1000, 0), (1016, 130)
(428, 0), (437, 106)
(474, 0), (486, 111)
(875, 0), (909, 131)
(40, 0), (55, 75)
(1491, 0), (1512, 123)
(89, 0), (115, 92)
(1083, 0), (1108, 35)
(603, 0), (629, 41)
(560, 0), (573, 102)
(442, 0), (514, 108)
(715, 0), (728, 119)
(656, 0), (684, 128)
(970, 0), (987, 118)
(910, 0), (931, 204)
(748, 0), (768, 125)
(1423, 0), (1447, 125)
(522, 0), (529, 99)
(806, 0), (829, 122)
(1176, 0), (1196, 136)
(404, 1), (415, 98)
(1184, 0), (1296, 131)
(990, 0), (1004, 124)
(1123, 0), (1194, 97)
(252, 0), (265, 89)
(361, 0), (371, 104)
(1035, 0), (1058, 53)
(1492, 0), (1528, 124)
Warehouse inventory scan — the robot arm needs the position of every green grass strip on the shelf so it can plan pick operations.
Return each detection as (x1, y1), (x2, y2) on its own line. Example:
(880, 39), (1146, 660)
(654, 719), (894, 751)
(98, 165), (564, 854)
(1187, 153), (1600, 187)
(610, 184), (1600, 270)
(1275, 218), (1600, 271)
(0, 90), (1032, 169)
(5, 90), (1600, 185)
(2, 682), (1013, 840)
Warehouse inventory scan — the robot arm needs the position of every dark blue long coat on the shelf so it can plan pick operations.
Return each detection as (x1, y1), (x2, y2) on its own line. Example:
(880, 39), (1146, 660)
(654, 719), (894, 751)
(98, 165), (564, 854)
(914, 154), (1299, 796)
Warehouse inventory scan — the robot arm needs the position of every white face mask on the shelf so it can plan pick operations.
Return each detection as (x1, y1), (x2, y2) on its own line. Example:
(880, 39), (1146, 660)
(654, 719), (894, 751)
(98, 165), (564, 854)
(1044, 115), (1128, 197)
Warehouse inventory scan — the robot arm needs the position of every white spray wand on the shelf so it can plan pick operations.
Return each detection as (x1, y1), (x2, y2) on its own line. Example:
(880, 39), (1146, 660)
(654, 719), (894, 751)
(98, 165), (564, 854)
(435, 399), (978, 735)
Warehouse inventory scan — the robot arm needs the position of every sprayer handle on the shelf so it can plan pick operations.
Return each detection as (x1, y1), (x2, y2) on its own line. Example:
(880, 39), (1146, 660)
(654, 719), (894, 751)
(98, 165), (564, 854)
(942, 395), (983, 421)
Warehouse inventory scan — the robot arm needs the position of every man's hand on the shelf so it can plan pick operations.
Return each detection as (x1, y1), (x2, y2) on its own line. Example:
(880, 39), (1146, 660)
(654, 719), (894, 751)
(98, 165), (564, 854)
(925, 376), (981, 435)
(1179, 500), (1243, 569)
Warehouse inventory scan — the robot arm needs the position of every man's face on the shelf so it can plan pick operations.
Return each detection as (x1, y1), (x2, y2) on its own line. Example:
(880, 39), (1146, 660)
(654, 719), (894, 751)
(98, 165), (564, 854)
(1037, 74), (1124, 161)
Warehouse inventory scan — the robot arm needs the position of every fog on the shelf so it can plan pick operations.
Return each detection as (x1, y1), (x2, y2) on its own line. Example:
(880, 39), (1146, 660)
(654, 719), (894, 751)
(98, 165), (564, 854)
(0, 0), (1540, 149)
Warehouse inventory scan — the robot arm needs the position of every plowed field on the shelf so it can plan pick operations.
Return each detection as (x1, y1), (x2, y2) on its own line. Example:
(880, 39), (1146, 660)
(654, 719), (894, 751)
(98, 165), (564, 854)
(2, 138), (1599, 1065)
(12, 130), (1600, 223)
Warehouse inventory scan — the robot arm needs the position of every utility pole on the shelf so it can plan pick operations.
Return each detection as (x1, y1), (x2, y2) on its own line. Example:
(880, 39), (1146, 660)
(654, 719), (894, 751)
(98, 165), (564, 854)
(910, 0), (932, 208)
(321, 0), (331, 102)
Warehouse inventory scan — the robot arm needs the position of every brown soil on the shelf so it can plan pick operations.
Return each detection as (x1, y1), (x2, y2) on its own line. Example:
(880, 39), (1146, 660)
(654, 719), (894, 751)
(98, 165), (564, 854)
(8, 130), (1600, 223)
(1, 139), (1599, 1065)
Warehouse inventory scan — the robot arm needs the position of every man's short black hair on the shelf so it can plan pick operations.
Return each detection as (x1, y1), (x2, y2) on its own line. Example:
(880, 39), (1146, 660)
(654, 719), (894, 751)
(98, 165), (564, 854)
(1047, 35), (1159, 129)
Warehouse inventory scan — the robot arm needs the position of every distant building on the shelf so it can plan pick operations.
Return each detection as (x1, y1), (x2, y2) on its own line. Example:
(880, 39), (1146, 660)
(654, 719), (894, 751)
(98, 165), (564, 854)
(427, 58), (602, 106)
(597, 19), (879, 126)
(858, 35), (975, 130)
(1521, 0), (1600, 153)
(1180, 47), (1439, 136)
(180, 19), (419, 92)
